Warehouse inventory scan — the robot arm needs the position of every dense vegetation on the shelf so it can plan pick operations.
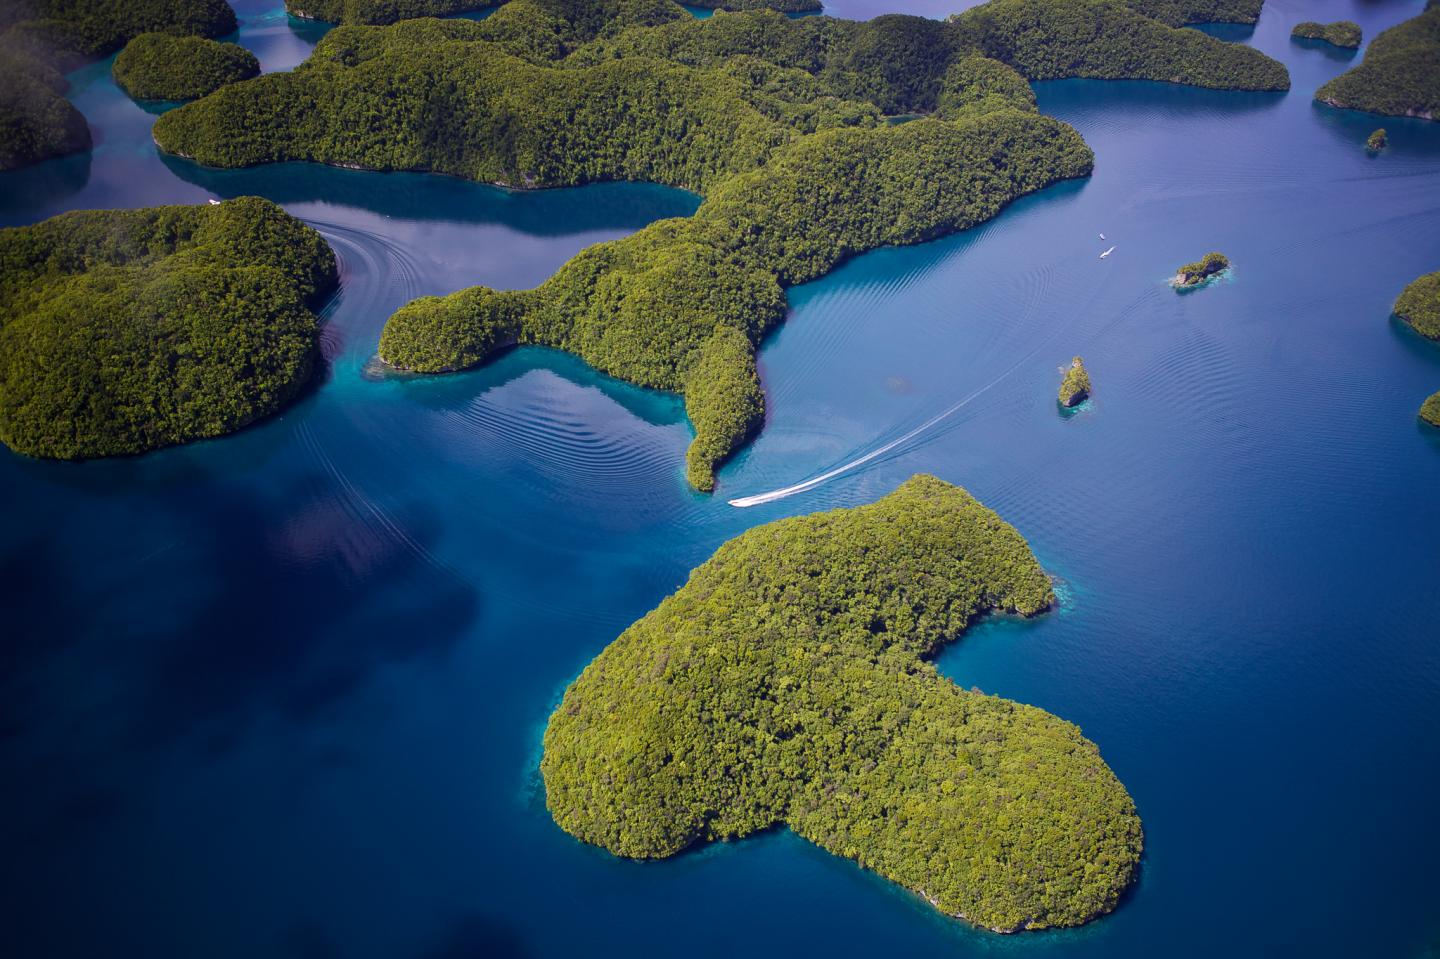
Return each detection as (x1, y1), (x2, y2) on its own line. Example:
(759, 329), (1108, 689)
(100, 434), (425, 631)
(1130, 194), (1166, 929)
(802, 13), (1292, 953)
(1367, 128), (1387, 151)
(688, 0), (821, 12)
(285, 0), (502, 24)
(0, 0), (235, 169)
(1315, 2), (1440, 121)
(378, 109), (1092, 489)
(1125, 0), (1262, 27)
(582, 1), (1288, 114)
(0, 198), (337, 459)
(1174, 251), (1229, 287)
(542, 474), (1142, 931)
(0, 0), (236, 69)
(0, 48), (89, 169)
(949, 0), (1287, 91)
(284, 0), (819, 25)
(1393, 270), (1440, 429)
(1291, 20), (1361, 50)
(113, 33), (260, 101)
(1059, 356), (1092, 407)
(156, 0), (1287, 488)
(155, 18), (876, 192)
(1395, 270), (1440, 341)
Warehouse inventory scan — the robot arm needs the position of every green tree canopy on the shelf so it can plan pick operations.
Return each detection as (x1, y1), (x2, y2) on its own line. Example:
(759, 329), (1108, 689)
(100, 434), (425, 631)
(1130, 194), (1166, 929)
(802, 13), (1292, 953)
(0, 197), (338, 459)
(1316, 3), (1440, 120)
(154, 0), (1288, 489)
(543, 474), (1142, 932)
(113, 33), (260, 102)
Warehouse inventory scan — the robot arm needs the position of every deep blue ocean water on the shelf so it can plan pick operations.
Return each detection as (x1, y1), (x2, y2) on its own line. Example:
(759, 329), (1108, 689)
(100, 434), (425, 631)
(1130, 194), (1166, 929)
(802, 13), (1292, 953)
(2, 0), (1439, 956)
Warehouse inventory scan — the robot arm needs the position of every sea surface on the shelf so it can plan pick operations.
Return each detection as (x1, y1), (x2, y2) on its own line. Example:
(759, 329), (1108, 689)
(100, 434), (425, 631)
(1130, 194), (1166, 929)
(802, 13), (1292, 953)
(2, 0), (1439, 956)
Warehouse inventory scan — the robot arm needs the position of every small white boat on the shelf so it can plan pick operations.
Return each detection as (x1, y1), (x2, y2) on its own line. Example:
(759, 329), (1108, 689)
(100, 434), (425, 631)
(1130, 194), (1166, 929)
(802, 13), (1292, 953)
(1100, 246), (1115, 259)
(208, 198), (221, 205)
(1099, 233), (1106, 240)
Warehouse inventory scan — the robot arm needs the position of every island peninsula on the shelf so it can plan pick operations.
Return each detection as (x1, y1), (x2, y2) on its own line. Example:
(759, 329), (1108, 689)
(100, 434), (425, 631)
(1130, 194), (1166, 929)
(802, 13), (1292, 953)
(1316, 1), (1440, 121)
(154, 0), (1289, 489)
(542, 474), (1143, 932)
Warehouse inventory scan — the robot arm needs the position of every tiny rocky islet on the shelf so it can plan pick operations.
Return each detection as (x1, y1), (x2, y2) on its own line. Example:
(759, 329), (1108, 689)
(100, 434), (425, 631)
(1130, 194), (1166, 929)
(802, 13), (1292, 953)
(1058, 356), (1092, 408)
(1172, 251), (1230, 289)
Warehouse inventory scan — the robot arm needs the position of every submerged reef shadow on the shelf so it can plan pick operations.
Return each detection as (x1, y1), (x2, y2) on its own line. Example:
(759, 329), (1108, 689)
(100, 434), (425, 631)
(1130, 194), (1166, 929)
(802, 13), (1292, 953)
(126, 471), (481, 744)
(0, 461), (480, 750)
(417, 913), (535, 959)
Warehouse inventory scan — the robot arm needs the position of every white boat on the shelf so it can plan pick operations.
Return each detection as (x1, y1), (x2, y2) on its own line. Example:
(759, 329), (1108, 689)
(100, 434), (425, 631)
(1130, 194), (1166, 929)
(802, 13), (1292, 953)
(1099, 233), (1106, 240)
(1100, 246), (1115, 259)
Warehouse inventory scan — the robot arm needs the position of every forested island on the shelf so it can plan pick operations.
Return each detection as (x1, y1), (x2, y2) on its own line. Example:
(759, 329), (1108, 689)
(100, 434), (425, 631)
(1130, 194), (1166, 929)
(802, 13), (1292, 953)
(0, 198), (336, 459)
(1059, 356), (1092, 407)
(154, 0), (1287, 489)
(0, 0), (236, 68)
(0, 0), (237, 169)
(1395, 270), (1440, 341)
(1125, 0), (1261, 27)
(687, 0), (822, 13)
(1173, 252), (1230, 288)
(284, 0), (820, 25)
(1316, 1), (1439, 120)
(542, 474), (1143, 932)
(113, 33), (260, 101)
(285, 0), (502, 23)
(1393, 271), (1440, 428)
(0, 50), (89, 170)
(1291, 20), (1361, 50)
(1368, 128), (1387, 151)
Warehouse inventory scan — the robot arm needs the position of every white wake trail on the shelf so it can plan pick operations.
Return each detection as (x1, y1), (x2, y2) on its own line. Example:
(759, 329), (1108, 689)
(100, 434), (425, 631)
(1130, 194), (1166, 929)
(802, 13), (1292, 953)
(728, 339), (1049, 508)
(728, 243), (1129, 509)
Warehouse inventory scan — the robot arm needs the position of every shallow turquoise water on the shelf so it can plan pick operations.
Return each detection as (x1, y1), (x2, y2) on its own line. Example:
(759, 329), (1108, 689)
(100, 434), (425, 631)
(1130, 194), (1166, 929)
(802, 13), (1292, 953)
(2, 1), (1440, 956)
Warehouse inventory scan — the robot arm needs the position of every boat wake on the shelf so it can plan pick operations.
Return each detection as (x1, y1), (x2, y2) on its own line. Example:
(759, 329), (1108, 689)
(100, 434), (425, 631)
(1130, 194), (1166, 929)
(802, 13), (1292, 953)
(728, 256), (1142, 509)
(728, 334), (1056, 508)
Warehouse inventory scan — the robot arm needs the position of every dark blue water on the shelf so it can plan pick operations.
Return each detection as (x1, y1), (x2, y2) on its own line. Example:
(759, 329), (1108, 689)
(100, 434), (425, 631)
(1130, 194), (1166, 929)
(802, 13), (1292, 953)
(3, 1), (1439, 956)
